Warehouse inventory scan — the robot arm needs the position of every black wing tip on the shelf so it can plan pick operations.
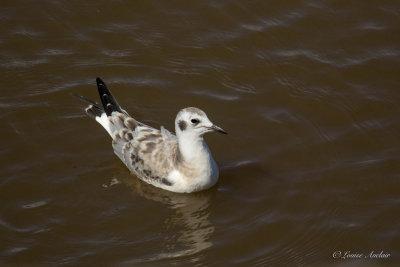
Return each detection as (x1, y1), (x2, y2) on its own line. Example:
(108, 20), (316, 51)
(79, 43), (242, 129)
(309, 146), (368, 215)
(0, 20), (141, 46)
(95, 77), (123, 116)
(96, 77), (105, 85)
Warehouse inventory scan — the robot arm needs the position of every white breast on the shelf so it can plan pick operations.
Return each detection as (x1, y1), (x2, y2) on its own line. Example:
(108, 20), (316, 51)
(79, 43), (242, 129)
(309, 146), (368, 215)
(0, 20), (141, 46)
(165, 154), (218, 193)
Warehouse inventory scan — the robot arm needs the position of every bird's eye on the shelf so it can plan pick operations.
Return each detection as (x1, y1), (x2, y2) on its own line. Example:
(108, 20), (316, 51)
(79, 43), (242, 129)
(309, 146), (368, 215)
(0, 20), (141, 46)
(191, 118), (200, 124)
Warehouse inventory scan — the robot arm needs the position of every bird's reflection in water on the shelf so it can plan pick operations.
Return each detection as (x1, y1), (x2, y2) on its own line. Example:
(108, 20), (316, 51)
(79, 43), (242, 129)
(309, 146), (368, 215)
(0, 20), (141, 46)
(105, 170), (215, 262)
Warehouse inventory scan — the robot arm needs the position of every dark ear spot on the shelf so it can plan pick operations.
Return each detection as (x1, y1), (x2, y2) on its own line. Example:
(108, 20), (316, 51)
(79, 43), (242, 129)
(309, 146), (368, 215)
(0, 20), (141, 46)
(178, 120), (187, 131)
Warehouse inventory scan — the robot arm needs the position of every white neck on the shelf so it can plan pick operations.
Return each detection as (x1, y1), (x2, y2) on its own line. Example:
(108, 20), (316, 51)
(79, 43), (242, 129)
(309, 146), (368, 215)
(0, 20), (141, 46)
(178, 133), (210, 163)
(176, 132), (219, 191)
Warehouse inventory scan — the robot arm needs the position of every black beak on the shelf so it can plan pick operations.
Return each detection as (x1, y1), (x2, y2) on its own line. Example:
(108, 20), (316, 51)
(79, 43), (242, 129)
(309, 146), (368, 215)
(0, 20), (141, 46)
(211, 124), (228, 135)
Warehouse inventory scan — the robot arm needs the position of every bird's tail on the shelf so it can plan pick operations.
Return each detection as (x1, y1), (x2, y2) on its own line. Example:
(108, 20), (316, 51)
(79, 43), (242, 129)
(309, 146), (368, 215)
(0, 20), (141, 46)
(73, 77), (138, 138)
(72, 93), (104, 118)
(72, 77), (125, 117)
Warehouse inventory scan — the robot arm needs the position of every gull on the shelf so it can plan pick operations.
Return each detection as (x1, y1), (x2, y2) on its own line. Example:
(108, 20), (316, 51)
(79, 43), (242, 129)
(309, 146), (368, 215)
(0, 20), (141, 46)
(73, 77), (227, 193)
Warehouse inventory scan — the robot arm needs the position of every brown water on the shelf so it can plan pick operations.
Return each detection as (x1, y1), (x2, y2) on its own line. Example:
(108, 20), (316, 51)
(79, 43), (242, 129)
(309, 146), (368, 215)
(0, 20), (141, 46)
(1, 1), (400, 266)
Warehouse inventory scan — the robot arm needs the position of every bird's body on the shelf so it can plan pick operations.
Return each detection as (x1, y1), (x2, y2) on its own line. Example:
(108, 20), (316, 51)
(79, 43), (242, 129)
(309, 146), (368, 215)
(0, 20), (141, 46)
(74, 78), (226, 193)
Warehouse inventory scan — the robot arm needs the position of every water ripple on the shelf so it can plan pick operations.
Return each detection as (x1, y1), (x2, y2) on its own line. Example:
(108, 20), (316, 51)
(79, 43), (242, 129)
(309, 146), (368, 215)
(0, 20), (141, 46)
(22, 199), (50, 209)
(100, 49), (133, 57)
(0, 58), (48, 68)
(11, 27), (43, 37)
(357, 22), (386, 30)
(38, 49), (75, 56)
(189, 89), (239, 101)
(272, 48), (400, 67)
(0, 219), (40, 233)
(220, 76), (256, 93)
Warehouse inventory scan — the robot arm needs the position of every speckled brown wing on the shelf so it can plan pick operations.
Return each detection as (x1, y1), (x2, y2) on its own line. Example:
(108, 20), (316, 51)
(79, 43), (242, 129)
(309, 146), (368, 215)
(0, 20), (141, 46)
(108, 112), (177, 187)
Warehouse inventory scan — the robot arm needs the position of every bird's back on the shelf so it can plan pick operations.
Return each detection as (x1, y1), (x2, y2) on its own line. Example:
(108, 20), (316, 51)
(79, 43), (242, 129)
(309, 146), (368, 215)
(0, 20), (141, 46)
(108, 111), (178, 188)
